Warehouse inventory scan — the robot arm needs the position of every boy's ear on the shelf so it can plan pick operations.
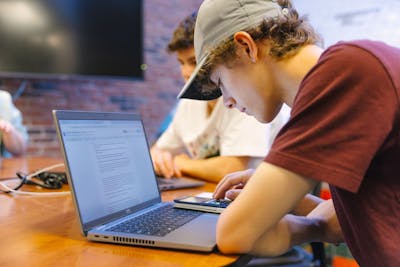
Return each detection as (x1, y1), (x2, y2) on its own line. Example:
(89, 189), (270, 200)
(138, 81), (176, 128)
(233, 31), (258, 63)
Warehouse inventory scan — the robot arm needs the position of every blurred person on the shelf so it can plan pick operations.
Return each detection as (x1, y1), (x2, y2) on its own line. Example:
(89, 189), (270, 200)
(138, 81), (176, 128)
(0, 90), (28, 157)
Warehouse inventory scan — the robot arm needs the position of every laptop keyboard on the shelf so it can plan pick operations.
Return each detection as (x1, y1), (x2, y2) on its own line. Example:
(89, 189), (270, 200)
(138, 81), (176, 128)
(156, 177), (177, 185)
(108, 204), (202, 237)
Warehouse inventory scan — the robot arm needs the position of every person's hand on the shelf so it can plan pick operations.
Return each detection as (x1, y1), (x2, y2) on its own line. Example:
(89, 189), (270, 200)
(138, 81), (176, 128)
(0, 120), (13, 134)
(173, 153), (191, 177)
(213, 169), (255, 200)
(150, 147), (181, 178)
(306, 199), (344, 244)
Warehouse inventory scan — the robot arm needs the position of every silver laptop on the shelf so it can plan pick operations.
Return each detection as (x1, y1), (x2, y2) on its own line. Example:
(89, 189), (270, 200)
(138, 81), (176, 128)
(157, 175), (204, 191)
(53, 110), (218, 252)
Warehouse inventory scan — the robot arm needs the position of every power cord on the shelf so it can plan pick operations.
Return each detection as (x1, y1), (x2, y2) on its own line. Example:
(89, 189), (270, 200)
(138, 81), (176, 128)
(0, 163), (70, 196)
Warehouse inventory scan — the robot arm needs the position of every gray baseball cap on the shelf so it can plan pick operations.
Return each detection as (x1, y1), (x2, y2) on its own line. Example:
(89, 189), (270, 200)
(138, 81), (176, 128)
(177, 0), (283, 100)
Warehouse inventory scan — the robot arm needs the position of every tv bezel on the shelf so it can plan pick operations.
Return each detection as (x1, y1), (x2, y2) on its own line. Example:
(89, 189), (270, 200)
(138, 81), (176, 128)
(0, 0), (144, 81)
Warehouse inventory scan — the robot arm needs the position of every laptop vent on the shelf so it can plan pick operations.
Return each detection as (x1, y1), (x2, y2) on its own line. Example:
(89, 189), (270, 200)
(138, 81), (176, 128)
(113, 236), (155, 246)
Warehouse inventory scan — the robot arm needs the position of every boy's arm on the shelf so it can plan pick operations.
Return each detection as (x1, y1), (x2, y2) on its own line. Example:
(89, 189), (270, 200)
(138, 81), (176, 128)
(0, 120), (27, 156)
(174, 154), (251, 183)
(216, 162), (319, 255)
(250, 199), (343, 256)
(291, 193), (324, 215)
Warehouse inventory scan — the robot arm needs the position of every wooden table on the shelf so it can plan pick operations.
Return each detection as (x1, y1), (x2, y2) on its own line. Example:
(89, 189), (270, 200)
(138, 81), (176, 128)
(0, 157), (239, 267)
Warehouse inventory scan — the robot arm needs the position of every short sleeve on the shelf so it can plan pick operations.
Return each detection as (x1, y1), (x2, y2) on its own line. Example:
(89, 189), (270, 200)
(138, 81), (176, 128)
(265, 43), (399, 193)
(154, 101), (186, 154)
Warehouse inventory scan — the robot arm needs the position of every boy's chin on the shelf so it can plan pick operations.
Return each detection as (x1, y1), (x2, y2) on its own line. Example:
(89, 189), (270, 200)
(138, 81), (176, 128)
(256, 114), (275, 124)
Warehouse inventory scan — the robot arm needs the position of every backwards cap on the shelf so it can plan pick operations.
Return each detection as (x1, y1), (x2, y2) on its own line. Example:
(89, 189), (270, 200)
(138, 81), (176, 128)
(178, 0), (283, 100)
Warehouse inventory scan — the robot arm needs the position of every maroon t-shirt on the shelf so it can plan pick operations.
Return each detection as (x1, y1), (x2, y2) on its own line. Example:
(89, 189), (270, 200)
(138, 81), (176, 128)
(265, 40), (400, 267)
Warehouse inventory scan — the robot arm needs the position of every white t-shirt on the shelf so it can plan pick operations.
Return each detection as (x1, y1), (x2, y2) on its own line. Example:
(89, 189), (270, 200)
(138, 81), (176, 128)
(155, 98), (290, 167)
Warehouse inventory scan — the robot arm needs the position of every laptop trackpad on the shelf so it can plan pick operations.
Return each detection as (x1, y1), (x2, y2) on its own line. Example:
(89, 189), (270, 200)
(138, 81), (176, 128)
(165, 213), (218, 245)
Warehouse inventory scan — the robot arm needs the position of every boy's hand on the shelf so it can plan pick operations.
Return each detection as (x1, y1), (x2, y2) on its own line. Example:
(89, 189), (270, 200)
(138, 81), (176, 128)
(150, 147), (178, 178)
(213, 169), (255, 200)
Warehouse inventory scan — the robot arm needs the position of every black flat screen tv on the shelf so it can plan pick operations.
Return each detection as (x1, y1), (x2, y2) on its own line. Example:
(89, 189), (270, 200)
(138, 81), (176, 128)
(0, 0), (143, 80)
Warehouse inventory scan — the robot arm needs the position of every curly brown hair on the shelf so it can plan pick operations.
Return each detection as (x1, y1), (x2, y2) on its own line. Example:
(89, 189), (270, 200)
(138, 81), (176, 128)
(167, 12), (197, 53)
(197, 0), (321, 94)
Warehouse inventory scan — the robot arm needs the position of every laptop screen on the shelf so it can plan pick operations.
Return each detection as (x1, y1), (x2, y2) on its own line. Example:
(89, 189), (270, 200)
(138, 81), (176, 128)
(56, 112), (160, 227)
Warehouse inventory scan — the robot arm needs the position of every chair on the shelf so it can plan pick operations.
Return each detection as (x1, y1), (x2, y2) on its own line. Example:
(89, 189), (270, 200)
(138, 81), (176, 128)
(245, 246), (312, 267)
(225, 243), (326, 267)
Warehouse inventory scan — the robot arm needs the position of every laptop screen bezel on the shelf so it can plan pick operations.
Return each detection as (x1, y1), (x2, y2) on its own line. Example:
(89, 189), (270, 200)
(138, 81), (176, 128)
(53, 110), (162, 235)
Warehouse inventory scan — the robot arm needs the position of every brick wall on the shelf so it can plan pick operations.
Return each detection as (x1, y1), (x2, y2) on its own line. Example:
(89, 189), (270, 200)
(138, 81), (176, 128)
(0, 0), (203, 157)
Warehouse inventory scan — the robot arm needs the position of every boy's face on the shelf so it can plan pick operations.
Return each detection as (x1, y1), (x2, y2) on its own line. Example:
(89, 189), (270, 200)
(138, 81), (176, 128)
(176, 47), (196, 82)
(210, 56), (282, 123)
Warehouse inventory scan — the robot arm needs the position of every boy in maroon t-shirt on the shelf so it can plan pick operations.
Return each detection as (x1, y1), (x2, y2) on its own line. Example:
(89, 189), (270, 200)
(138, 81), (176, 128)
(177, 0), (400, 266)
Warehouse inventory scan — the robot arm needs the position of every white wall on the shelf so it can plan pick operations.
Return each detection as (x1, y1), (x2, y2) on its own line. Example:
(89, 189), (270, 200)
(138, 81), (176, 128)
(293, 0), (400, 48)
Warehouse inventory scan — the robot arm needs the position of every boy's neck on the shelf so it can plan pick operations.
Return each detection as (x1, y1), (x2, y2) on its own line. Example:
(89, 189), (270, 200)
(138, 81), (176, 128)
(273, 44), (323, 107)
(206, 99), (218, 117)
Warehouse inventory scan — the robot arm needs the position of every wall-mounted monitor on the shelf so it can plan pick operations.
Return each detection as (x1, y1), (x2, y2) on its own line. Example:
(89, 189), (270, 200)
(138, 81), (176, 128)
(0, 0), (143, 80)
